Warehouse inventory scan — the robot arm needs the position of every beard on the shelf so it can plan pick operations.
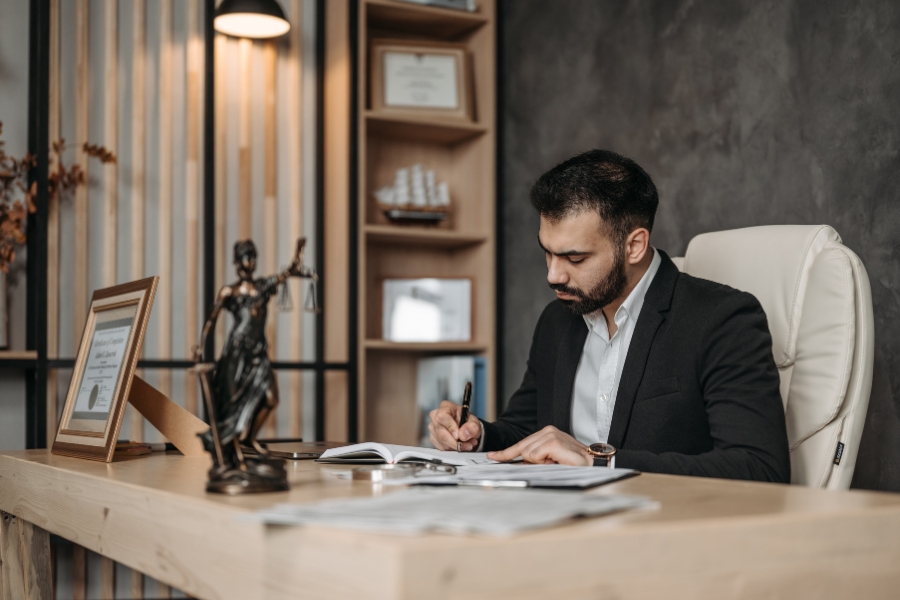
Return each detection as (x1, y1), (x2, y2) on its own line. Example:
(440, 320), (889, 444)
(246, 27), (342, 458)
(550, 247), (628, 315)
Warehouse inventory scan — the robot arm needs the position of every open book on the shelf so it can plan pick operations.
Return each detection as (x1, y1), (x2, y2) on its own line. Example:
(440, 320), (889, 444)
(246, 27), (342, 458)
(317, 442), (500, 466)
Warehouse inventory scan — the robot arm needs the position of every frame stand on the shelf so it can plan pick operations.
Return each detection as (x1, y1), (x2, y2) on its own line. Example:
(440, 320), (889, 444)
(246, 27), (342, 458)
(127, 376), (208, 457)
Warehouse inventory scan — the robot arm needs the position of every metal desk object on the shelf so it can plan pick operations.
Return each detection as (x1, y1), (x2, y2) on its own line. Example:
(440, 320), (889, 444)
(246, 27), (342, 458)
(2, 450), (900, 599)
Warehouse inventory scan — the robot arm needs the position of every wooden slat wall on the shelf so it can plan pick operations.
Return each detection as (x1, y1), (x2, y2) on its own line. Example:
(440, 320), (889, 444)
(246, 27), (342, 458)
(324, 0), (352, 442)
(131, 7), (148, 600)
(214, 34), (227, 352)
(238, 38), (253, 240)
(45, 0), (60, 443)
(184, 0), (202, 418)
(264, 41), (278, 437)
(130, 0), (147, 446)
(73, 0), (88, 350)
(288, 0), (305, 438)
(47, 1), (317, 596)
(157, 0), (174, 434)
(103, 0), (117, 289)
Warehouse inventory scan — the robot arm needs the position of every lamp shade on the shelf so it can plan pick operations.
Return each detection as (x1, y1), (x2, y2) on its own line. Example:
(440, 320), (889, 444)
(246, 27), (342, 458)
(214, 0), (290, 39)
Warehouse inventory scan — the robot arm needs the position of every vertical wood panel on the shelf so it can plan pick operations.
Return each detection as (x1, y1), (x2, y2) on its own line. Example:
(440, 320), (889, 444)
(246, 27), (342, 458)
(214, 34), (227, 351)
(130, 0), (147, 445)
(130, 568), (143, 599)
(157, 0), (174, 425)
(74, 0), (89, 349)
(103, 0), (118, 287)
(184, 0), (202, 417)
(264, 42), (278, 437)
(238, 38), (252, 239)
(46, 0), (60, 442)
(157, 581), (172, 598)
(72, 544), (86, 600)
(288, 0), (304, 438)
(100, 556), (115, 599)
(127, 31), (146, 558)
(324, 0), (351, 441)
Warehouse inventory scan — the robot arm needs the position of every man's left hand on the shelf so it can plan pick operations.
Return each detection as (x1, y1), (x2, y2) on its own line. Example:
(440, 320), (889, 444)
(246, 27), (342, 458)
(487, 425), (593, 466)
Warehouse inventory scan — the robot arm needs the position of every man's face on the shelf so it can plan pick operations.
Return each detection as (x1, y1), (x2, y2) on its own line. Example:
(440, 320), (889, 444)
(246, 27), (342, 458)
(538, 211), (627, 315)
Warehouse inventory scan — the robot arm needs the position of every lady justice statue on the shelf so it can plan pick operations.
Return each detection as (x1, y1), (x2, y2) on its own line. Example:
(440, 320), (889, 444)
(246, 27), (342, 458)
(193, 238), (317, 494)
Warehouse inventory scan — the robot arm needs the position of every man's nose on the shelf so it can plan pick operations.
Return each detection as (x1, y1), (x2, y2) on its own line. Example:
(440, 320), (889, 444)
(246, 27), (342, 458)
(547, 257), (568, 285)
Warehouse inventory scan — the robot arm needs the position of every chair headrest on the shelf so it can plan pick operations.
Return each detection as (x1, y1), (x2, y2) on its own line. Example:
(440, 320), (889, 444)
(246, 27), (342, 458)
(683, 225), (841, 368)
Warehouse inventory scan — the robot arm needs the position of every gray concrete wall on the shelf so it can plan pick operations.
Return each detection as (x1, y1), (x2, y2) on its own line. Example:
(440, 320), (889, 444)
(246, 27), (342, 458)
(499, 0), (900, 491)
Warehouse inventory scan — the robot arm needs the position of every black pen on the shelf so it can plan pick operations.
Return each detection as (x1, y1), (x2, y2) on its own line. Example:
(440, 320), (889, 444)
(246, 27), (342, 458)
(457, 381), (473, 452)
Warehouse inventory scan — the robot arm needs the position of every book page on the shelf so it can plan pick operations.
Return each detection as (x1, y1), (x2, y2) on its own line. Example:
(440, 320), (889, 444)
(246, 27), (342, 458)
(319, 443), (498, 466)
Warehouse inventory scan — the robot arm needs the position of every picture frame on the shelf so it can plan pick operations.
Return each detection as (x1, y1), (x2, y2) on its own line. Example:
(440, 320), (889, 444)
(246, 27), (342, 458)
(381, 277), (472, 342)
(52, 276), (159, 462)
(370, 39), (473, 121)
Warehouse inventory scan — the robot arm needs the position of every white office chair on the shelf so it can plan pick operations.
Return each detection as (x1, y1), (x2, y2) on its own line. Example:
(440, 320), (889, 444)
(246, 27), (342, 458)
(672, 225), (874, 489)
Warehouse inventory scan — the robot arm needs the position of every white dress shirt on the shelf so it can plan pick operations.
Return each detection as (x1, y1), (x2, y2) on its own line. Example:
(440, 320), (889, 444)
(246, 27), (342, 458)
(474, 248), (661, 453)
(571, 248), (661, 445)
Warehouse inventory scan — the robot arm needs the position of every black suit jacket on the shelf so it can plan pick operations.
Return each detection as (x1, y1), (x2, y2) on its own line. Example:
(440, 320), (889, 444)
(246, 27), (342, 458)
(483, 250), (791, 483)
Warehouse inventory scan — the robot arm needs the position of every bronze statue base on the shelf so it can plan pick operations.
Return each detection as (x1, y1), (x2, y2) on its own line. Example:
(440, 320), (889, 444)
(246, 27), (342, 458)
(206, 456), (289, 495)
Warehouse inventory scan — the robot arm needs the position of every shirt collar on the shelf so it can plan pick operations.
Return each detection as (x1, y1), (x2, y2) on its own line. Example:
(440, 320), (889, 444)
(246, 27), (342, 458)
(582, 247), (662, 334)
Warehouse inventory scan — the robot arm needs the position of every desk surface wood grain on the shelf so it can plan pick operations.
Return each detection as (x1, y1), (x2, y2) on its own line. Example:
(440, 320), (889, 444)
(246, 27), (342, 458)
(1, 450), (899, 600)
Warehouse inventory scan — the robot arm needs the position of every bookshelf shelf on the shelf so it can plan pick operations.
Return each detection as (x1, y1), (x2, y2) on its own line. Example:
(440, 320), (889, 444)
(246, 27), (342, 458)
(366, 0), (488, 40)
(364, 340), (488, 352)
(365, 224), (487, 247)
(365, 111), (487, 144)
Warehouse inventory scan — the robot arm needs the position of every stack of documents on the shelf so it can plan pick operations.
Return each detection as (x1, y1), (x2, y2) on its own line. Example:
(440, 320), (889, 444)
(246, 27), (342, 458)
(387, 464), (639, 489)
(245, 487), (656, 536)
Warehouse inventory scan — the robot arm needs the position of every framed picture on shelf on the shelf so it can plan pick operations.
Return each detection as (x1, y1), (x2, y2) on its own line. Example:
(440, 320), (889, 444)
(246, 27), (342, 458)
(370, 39), (473, 121)
(51, 276), (159, 462)
(382, 277), (472, 342)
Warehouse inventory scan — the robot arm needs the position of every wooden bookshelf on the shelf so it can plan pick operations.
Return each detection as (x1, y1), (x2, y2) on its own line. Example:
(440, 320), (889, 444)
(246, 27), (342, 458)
(355, 0), (496, 445)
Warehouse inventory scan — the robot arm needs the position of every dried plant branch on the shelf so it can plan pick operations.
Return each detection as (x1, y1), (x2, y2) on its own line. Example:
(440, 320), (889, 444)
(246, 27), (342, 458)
(0, 120), (116, 272)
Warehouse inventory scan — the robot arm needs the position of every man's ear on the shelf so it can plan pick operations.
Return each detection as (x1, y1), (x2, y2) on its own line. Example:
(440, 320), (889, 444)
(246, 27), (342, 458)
(625, 228), (650, 265)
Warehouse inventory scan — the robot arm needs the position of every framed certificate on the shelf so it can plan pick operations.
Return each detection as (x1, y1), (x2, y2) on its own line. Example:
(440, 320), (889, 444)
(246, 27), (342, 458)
(370, 39), (472, 121)
(52, 276), (158, 461)
(382, 278), (472, 342)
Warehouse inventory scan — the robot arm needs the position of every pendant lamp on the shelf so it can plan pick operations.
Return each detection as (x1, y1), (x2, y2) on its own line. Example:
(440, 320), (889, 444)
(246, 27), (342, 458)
(214, 0), (290, 39)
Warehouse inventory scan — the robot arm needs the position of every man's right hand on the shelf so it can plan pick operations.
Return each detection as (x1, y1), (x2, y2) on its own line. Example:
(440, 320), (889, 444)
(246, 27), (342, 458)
(428, 400), (482, 451)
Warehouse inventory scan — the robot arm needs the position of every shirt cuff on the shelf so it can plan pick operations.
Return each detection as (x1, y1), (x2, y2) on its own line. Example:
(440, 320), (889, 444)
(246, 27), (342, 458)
(474, 419), (486, 452)
(592, 455), (615, 468)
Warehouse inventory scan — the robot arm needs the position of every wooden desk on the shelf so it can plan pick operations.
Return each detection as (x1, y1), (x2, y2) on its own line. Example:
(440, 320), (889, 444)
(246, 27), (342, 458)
(2, 450), (900, 599)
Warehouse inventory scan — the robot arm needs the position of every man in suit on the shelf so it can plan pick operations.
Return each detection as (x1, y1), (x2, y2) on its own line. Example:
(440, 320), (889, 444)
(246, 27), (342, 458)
(429, 150), (791, 482)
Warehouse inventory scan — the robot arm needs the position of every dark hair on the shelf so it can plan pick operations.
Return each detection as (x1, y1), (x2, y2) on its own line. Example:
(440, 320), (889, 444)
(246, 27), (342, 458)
(233, 239), (257, 263)
(530, 149), (659, 244)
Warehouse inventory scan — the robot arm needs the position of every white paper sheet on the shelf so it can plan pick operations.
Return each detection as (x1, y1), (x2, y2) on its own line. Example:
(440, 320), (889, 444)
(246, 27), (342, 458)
(385, 464), (638, 489)
(244, 487), (656, 536)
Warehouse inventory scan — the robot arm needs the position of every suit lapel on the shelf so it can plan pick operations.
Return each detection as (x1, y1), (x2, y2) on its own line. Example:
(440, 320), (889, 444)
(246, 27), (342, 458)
(607, 251), (679, 448)
(550, 316), (588, 434)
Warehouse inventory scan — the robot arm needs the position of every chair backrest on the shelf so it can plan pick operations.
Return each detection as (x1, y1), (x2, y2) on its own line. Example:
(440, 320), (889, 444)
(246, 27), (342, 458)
(674, 225), (874, 489)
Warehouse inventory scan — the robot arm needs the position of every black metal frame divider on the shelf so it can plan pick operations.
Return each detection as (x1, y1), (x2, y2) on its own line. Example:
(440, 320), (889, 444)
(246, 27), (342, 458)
(20, 0), (356, 448)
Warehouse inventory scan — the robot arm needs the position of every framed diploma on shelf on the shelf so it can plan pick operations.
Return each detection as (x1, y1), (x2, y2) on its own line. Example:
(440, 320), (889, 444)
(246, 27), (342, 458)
(370, 39), (473, 121)
(52, 276), (159, 462)
(382, 278), (472, 343)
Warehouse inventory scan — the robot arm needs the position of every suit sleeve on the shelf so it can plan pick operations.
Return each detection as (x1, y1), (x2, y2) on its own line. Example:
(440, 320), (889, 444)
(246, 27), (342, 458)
(615, 293), (792, 483)
(480, 307), (549, 451)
